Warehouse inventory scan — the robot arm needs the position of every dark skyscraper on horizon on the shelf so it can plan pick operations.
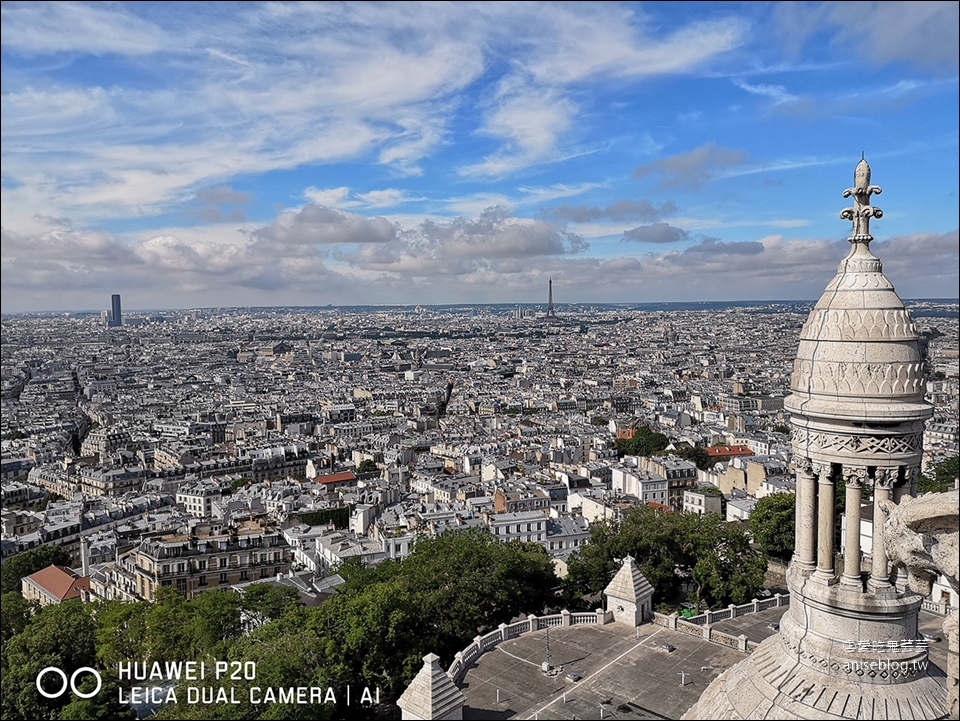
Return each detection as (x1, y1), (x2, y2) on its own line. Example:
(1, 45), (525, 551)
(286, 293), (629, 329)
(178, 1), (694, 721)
(109, 294), (122, 327)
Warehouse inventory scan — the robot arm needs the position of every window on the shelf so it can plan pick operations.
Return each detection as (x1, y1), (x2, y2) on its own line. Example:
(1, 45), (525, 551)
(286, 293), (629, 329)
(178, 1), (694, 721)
(239, 570), (248, 581)
(219, 573), (228, 584)
(198, 575), (207, 587)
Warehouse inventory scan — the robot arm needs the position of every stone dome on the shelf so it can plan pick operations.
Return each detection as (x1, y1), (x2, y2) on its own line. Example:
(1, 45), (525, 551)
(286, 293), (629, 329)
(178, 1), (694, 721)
(784, 157), (931, 469)
(784, 236), (928, 423)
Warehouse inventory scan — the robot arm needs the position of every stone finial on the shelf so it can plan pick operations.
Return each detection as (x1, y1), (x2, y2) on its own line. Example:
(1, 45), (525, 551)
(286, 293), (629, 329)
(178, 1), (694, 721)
(840, 155), (883, 240)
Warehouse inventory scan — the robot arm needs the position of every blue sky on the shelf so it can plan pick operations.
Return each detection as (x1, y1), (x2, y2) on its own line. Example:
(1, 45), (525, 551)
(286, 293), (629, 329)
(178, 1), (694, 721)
(1, 1), (957, 312)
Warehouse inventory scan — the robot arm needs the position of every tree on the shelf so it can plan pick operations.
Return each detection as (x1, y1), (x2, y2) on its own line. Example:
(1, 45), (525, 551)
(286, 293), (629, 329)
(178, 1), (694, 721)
(357, 459), (378, 474)
(615, 425), (669, 457)
(677, 512), (767, 609)
(0, 592), (36, 642)
(668, 445), (713, 470)
(565, 504), (766, 609)
(143, 586), (192, 662)
(185, 589), (242, 658)
(1, 544), (72, 595)
(312, 528), (558, 706)
(750, 493), (796, 561)
(95, 600), (148, 668)
(1, 600), (101, 721)
(918, 456), (958, 493)
(240, 583), (301, 629)
(155, 618), (332, 721)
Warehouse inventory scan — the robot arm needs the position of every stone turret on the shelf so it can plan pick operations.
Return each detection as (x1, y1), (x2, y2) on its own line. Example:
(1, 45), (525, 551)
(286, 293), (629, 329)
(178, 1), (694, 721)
(684, 159), (948, 719)
(397, 653), (466, 720)
(604, 554), (654, 627)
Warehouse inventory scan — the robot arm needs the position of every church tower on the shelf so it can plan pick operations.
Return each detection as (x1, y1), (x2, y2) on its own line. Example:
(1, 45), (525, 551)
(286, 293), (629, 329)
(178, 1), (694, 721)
(685, 158), (948, 718)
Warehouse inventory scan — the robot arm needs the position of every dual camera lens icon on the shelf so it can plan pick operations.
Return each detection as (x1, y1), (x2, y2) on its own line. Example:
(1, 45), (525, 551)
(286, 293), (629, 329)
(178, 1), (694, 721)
(35, 667), (102, 699)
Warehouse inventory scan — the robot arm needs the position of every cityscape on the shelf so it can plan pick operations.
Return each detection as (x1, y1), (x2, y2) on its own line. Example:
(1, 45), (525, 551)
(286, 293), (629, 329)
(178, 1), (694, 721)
(2, 3), (958, 721)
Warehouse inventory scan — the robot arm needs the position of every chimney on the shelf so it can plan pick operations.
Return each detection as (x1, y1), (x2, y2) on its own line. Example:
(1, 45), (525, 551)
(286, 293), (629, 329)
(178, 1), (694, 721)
(80, 535), (90, 577)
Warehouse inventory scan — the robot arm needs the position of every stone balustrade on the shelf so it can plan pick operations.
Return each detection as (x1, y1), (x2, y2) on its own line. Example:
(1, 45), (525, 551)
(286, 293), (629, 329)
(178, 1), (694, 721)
(446, 608), (609, 683)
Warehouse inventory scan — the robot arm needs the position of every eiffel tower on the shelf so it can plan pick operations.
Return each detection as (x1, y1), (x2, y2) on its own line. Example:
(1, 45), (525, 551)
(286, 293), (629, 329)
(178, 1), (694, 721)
(545, 278), (557, 321)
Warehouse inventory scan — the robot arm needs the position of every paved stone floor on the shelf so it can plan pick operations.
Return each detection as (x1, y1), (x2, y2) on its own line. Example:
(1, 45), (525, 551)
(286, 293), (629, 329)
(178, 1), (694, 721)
(459, 607), (952, 720)
(460, 622), (749, 720)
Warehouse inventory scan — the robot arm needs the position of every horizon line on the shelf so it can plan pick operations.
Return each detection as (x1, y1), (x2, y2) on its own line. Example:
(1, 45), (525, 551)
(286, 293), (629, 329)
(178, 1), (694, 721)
(4, 297), (958, 316)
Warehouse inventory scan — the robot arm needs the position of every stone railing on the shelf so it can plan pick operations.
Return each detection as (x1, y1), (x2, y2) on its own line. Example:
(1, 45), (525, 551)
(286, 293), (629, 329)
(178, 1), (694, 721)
(676, 618), (704, 637)
(446, 608), (610, 683)
(446, 595), (792, 683)
(921, 599), (955, 616)
(648, 594), (790, 654)
(652, 612), (671, 628)
(662, 594), (789, 628)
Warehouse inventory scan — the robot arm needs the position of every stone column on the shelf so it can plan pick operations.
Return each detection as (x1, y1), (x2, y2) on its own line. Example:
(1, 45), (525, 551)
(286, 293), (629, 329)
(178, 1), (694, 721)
(795, 461), (817, 572)
(907, 465), (920, 498)
(814, 463), (836, 582)
(840, 467), (865, 587)
(895, 465), (920, 501)
(869, 467), (895, 592)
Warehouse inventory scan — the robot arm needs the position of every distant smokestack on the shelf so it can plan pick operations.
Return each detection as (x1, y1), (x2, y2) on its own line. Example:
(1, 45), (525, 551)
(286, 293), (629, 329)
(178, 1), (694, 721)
(80, 535), (90, 577)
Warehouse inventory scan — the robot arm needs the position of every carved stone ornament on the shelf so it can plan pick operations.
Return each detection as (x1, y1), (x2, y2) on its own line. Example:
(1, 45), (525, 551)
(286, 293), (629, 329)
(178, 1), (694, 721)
(840, 155), (883, 240)
(842, 467), (867, 488)
(811, 462), (833, 481)
(873, 467), (898, 489)
(792, 428), (922, 458)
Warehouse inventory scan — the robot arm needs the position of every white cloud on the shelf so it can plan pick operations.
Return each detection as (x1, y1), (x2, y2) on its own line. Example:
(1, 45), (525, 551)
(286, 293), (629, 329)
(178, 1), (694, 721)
(459, 80), (577, 178)
(520, 6), (745, 84)
(0, 2), (168, 56)
(1, 216), (955, 311)
(251, 204), (397, 246)
(303, 187), (426, 210)
(734, 79), (799, 105)
(304, 187), (354, 208)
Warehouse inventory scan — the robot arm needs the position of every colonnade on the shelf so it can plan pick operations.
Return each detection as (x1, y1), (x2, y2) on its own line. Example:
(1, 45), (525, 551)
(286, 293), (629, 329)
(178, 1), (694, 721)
(793, 460), (918, 592)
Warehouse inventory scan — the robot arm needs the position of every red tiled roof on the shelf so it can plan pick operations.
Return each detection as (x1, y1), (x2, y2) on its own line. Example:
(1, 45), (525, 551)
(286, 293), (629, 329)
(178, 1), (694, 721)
(705, 445), (754, 457)
(315, 471), (357, 485)
(24, 565), (89, 601)
(645, 501), (674, 513)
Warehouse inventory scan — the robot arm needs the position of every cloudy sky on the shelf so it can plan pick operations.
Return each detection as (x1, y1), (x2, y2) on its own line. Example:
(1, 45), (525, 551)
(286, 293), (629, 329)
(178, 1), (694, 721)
(2, 1), (958, 312)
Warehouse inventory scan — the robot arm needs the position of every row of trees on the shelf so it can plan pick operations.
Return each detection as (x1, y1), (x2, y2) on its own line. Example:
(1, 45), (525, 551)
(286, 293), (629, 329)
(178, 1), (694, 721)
(613, 427), (719, 471)
(563, 504), (766, 611)
(1, 530), (557, 721)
